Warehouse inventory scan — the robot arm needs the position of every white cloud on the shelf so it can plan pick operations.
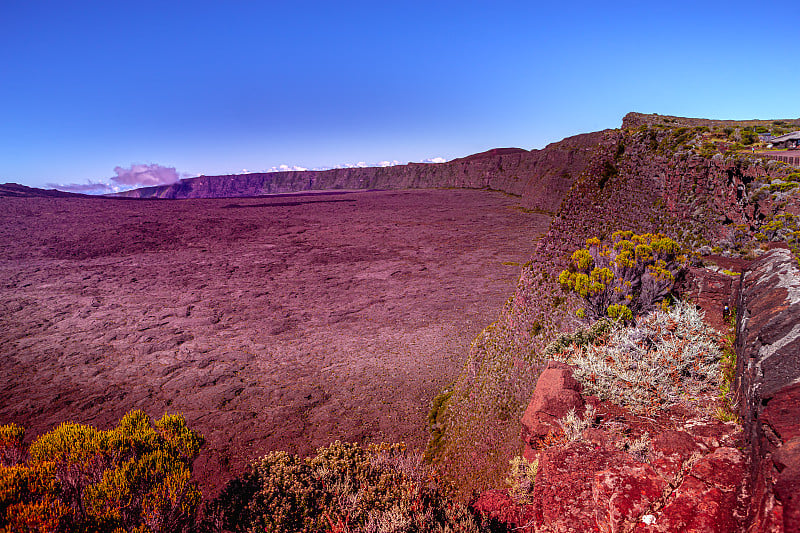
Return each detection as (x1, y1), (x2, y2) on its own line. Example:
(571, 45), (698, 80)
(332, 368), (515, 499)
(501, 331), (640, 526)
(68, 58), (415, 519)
(422, 156), (447, 164)
(266, 164), (309, 172)
(111, 163), (180, 187)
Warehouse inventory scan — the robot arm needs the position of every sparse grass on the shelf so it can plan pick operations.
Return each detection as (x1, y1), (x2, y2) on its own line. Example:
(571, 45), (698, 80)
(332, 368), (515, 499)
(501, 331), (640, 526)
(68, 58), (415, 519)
(622, 432), (651, 462)
(557, 404), (596, 442)
(505, 456), (539, 504)
(717, 310), (739, 422)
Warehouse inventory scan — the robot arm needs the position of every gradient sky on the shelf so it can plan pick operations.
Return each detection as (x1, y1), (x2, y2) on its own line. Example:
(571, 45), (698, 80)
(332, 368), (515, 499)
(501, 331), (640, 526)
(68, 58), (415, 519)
(2, 1), (798, 191)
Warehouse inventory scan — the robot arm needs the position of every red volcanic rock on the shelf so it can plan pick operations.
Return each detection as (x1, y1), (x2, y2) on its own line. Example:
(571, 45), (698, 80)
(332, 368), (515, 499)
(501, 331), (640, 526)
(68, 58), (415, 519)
(476, 421), (748, 533)
(520, 361), (584, 454)
(523, 361), (584, 417)
(650, 430), (702, 483)
(735, 249), (800, 531)
(774, 438), (800, 532)
(761, 383), (800, 443)
(651, 430), (700, 457)
(650, 448), (745, 532)
(652, 476), (736, 533)
(681, 266), (740, 331)
(534, 442), (633, 531)
(479, 372), (749, 532)
(593, 463), (667, 533)
(690, 447), (747, 492)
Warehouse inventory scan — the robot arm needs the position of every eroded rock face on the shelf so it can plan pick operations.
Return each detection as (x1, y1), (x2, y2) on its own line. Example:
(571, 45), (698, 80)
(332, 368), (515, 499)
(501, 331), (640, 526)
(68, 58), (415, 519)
(681, 266), (741, 331)
(735, 248), (800, 532)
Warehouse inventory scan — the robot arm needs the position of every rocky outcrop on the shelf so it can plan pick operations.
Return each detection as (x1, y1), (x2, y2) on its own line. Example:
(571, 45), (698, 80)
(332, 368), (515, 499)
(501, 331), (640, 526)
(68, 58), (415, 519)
(519, 361), (585, 459)
(474, 363), (747, 532)
(473, 248), (800, 532)
(680, 265), (742, 331)
(735, 248), (800, 532)
(110, 132), (607, 213)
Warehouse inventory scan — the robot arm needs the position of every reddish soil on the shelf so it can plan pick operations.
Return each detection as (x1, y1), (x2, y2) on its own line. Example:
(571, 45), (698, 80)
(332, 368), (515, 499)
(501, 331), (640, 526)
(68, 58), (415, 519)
(0, 189), (549, 495)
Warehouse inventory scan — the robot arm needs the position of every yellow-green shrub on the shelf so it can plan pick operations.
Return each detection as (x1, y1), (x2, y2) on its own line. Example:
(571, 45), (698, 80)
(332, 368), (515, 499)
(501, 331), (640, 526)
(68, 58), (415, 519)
(0, 410), (203, 533)
(559, 232), (686, 321)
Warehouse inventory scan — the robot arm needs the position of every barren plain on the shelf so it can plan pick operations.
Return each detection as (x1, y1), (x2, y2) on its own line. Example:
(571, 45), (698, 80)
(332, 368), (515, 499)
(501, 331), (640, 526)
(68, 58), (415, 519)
(0, 188), (549, 494)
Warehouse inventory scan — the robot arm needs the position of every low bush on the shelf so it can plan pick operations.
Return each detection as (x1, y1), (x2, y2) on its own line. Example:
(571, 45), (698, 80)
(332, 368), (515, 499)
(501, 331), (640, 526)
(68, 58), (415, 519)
(208, 441), (493, 533)
(0, 410), (204, 533)
(505, 456), (538, 504)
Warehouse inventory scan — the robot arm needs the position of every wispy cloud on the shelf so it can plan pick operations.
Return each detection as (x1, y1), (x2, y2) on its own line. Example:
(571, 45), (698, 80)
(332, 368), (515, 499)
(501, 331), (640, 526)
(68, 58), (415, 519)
(111, 163), (180, 187)
(264, 164), (309, 173)
(48, 180), (115, 194)
(248, 157), (446, 175)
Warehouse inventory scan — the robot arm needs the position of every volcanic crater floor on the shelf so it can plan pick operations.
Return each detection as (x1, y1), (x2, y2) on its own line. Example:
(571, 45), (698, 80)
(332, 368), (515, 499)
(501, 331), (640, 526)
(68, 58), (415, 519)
(0, 188), (550, 494)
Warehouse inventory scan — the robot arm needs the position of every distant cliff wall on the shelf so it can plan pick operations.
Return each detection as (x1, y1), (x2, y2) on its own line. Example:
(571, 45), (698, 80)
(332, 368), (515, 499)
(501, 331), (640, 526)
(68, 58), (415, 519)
(112, 132), (606, 213)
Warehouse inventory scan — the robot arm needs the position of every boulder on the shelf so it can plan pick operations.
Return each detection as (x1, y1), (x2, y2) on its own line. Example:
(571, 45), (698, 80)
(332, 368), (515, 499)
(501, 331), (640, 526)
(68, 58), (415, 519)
(520, 361), (584, 455)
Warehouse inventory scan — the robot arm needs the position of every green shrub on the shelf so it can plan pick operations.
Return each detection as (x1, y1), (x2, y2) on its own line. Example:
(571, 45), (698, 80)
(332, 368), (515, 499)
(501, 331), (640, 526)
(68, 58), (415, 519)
(0, 410), (204, 533)
(542, 319), (612, 358)
(210, 441), (490, 532)
(558, 232), (686, 321)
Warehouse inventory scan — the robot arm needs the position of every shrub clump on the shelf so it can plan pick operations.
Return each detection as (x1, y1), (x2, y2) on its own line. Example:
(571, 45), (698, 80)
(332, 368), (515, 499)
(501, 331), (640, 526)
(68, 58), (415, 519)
(542, 319), (612, 358)
(558, 232), (686, 321)
(210, 441), (490, 533)
(0, 410), (204, 533)
(549, 301), (723, 413)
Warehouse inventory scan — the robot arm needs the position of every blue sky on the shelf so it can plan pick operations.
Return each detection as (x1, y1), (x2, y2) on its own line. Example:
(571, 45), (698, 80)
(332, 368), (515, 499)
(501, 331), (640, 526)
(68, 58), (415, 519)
(1, 1), (798, 192)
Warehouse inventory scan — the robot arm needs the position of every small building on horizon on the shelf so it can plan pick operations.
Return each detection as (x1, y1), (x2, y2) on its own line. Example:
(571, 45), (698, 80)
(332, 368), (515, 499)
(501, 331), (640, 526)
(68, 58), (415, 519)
(768, 131), (800, 149)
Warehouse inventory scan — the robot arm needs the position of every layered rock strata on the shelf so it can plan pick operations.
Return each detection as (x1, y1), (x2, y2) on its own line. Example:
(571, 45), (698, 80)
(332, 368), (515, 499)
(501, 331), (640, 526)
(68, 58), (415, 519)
(735, 248), (800, 532)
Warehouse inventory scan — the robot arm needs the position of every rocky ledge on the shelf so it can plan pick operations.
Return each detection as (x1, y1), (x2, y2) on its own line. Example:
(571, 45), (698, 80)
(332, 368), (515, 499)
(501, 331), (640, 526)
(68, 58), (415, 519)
(473, 249), (800, 532)
(474, 361), (747, 532)
(735, 248), (800, 531)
